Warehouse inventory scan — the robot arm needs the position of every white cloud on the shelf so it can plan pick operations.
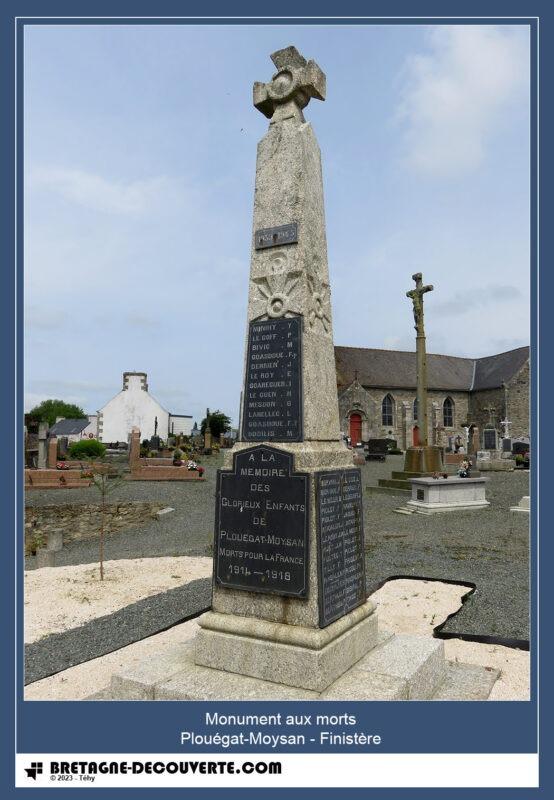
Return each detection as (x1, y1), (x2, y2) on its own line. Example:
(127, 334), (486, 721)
(397, 26), (528, 176)
(433, 284), (522, 317)
(27, 166), (184, 215)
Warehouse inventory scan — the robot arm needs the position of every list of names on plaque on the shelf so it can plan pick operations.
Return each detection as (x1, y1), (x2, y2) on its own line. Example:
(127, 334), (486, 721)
(215, 446), (309, 597)
(316, 469), (366, 627)
(242, 316), (302, 442)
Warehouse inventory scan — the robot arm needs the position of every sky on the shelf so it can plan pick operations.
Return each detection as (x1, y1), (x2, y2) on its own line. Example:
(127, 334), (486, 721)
(24, 23), (531, 427)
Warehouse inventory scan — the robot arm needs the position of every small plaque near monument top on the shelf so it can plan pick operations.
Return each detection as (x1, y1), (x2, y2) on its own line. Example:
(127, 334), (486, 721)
(215, 446), (309, 598)
(242, 316), (302, 442)
(254, 222), (298, 250)
(316, 469), (366, 627)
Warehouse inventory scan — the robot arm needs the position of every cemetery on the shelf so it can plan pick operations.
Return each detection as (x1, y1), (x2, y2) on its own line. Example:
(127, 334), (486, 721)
(23, 45), (530, 703)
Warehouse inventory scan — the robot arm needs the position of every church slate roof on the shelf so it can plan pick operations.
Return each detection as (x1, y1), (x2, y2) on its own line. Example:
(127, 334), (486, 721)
(471, 346), (529, 391)
(49, 418), (89, 436)
(335, 345), (529, 393)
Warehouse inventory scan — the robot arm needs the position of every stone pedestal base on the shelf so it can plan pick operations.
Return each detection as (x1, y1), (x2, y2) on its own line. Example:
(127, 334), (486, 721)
(107, 630), (500, 702)
(195, 600), (377, 692)
(403, 445), (444, 473)
(375, 446), (444, 494)
(407, 476), (490, 514)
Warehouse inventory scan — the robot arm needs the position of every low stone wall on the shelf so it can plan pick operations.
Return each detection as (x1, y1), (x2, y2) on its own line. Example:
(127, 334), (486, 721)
(128, 466), (204, 481)
(25, 501), (165, 554)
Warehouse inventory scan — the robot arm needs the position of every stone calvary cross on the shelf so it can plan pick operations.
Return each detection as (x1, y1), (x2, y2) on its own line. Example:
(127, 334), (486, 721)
(406, 273), (433, 446)
(406, 272), (433, 337)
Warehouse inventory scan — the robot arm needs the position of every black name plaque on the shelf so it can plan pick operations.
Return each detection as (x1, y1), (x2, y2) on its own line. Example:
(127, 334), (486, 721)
(242, 316), (302, 442)
(316, 469), (366, 628)
(215, 446), (309, 597)
(254, 222), (298, 250)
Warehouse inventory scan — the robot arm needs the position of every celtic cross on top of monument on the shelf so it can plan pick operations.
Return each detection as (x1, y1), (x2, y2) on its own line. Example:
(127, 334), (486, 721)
(253, 45), (326, 123)
(406, 272), (433, 336)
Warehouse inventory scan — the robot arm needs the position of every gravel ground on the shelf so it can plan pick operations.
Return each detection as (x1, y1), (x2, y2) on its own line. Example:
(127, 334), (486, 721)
(363, 456), (530, 643)
(24, 577), (211, 684)
(25, 576), (529, 700)
(25, 453), (530, 643)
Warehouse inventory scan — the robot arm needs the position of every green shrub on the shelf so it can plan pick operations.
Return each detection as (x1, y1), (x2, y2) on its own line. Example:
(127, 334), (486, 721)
(514, 454), (524, 465)
(68, 439), (107, 459)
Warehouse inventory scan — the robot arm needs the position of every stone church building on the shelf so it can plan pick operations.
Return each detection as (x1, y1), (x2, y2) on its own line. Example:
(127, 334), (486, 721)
(335, 345), (530, 451)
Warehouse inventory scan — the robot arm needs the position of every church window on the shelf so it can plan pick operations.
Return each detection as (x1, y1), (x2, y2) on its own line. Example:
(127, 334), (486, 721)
(382, 394), (394, 426)
(443, 397), (454, 427)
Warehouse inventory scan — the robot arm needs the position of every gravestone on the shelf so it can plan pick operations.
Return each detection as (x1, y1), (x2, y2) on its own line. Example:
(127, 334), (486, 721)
(194, 45), (377, 691)
(483, 428), (497, 450)
(37, 423), (48, 469)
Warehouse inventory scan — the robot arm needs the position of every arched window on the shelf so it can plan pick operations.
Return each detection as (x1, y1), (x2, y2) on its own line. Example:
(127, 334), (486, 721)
(382, 394), (394, 426)
(413, 398), (418, 421)
(443, 397), (454, 427)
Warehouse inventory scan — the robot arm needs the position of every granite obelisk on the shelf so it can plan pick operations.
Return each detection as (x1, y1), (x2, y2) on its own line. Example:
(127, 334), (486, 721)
(194, 46), (377, 692)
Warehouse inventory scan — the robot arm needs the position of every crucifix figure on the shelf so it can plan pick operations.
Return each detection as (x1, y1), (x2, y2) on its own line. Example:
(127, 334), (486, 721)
(154, 416), (158, 436)
(406, 272), (434, 337)
(483, 406), (497, 426)
(253, 45), (326, 124)
(406, 272), (434, 447)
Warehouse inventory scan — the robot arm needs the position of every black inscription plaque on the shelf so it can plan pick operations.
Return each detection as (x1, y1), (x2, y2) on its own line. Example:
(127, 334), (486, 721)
(316, 469), (366, 628)
(215, 446), (309, 597)
(255, 222), (298, 250)
(242, 316), (302, 442)
(484, 428), (497, 450)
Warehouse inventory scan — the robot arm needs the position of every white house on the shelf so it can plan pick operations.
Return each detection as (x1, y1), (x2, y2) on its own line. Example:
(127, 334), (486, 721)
(97, 372), (192, 443)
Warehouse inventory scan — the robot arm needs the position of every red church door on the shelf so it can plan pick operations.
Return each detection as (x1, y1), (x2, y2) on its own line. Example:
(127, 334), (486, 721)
(412, 425), (420, 446)
(350, 413), (362, 446)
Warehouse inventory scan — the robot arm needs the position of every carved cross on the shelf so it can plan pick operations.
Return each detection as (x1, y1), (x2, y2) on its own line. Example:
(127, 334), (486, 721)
(500, 418), (512, 435)
(253, 45), (326, 124)
(406, 272), (433, 336)
(483, 406), (497, 425)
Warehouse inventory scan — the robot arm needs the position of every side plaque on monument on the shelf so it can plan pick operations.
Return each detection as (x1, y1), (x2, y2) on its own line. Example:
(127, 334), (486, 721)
(215, 445), (309, 597)
(242, 316), (302, 442)
(316, 469), (366, 627)
(254, 222), (298, 250)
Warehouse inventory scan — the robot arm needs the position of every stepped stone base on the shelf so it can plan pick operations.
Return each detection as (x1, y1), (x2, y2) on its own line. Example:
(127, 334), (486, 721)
(106, 630), (500, 702)
(366, 485), (411, 495)
(195, 601), (378, 692)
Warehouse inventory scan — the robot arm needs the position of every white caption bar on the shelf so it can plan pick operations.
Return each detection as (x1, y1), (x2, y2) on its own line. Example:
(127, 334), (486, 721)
(16, 753), (539, 788)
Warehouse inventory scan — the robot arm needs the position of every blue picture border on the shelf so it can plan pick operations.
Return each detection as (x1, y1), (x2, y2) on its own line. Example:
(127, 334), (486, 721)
(1, 1), (548, 797)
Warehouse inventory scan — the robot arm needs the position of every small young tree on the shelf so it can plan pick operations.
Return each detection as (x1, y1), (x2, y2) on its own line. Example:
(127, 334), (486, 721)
(200, 410), (231, 438)
(85, 462), (125, 581)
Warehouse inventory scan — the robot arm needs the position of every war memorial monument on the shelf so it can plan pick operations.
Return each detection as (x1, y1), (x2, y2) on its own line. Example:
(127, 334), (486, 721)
(110, 46), (499, 701)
